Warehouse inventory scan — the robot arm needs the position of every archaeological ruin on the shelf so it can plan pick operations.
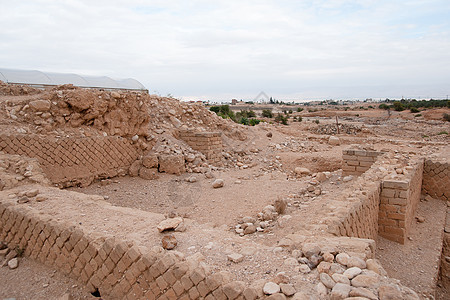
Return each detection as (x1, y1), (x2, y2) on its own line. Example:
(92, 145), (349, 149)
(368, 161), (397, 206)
(0, 81), (449, 299)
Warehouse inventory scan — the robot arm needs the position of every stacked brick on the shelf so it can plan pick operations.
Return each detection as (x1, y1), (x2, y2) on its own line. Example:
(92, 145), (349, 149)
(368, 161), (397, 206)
(342, 149), (381, 176)
(422, 159), (450, 201)
(179, 130), (223, 165)
(330, 184), (381, 240)
(0, 197), (258, 300)
(0, 134), (139, 187)
(440, 207), (450, 289)
(379, 161), (423, 244)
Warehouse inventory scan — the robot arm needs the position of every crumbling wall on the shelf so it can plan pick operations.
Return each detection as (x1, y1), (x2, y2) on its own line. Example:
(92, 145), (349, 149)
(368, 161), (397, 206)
(342, 149), (382, 176)
(0, 190), (256, 300)
(179, 130), (223, 165)
(440, 207), (450, 289)
(326, 159), (386, 240)
(378, 160), (424, 244)
(422, 158), (450, 201)
(0, 134), (139, 187)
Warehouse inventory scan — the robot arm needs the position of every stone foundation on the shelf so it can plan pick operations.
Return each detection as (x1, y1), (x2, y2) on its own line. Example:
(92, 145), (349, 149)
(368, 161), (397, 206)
(440, 207), (450, 289)
(0, 134), (139, 187)
(179, 130), (223, 165)
(342, 149), (382, 176)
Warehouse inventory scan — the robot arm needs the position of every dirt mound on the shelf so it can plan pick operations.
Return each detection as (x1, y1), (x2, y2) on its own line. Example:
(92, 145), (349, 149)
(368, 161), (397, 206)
(314, 123), (362, 135)
(0, 81), (42, 96)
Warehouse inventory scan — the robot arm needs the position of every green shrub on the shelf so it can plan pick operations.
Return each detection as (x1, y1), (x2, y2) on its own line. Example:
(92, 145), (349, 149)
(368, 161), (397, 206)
(210, 105), (235, 120)
(262, 109), (273, 118)
(379, 103), (390, 110)
(314, 119), (319, 124)
(249, 119), (261, 126)
(414, 114), (422, 117)
(297, 107), (304, 112)
(275, 114), (288, 125)
(410, 107), (420, 113)
(437, 131), (448, 135)
(393, 101), (405, 111)
(297, 116), (303, 122)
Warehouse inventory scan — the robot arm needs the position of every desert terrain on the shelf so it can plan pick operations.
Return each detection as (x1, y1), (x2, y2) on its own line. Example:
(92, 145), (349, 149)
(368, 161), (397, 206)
(0, 81), (449, 300)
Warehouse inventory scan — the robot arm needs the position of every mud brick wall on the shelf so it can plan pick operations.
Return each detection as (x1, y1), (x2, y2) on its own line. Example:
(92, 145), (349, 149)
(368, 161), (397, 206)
(342, 149), (382, 176)
(326, 158), (385, 240)
(0, 195), (258, 300)
(0, 134), (139, 187)
(440, 207), (450, 289)
(379, 161), (424, 244)
(422, 159), (450, 201)
(179, 130), (223, 165)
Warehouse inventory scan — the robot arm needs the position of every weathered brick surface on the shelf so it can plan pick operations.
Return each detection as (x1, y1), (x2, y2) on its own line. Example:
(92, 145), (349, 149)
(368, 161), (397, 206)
(379, 160), (423, 244)
(0, 134), (139, 187)
(422, 159), (450, 201)
(342, 149), (382, 176)
(179, 130), (222, 165)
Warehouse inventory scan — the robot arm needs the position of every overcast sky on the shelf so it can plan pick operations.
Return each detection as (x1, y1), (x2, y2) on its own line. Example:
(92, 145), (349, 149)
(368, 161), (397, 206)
(1, 0), (449, 101)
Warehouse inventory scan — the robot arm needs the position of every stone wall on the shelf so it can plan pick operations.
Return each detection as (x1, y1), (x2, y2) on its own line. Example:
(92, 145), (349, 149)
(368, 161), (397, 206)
(0, 134), (139, 187)
(422, 158), (450, 201)
(179, 130), (223, 165)
(342, 149), (382, 176)
(0, 191), (257, 300)
(378, 160), (424, 244)
(440, 207), (450, 289)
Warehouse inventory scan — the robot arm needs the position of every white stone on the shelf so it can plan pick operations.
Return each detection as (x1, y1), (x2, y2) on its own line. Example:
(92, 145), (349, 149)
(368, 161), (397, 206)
(263, 282), (281, 295)
(343, 267), (362, 279)
(8, 258), (18, 269)
(227, 253), (244, 263)
(212, 179), (224, 188)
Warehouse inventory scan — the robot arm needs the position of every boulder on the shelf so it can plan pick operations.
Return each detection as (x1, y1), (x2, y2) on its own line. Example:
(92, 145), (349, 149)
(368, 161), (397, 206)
(330, 283), (351, 300)
(158, 154), (185, 175)
(29, 100), (51, 112)
(142, 154), (158, 168)
(161, 234), (177, 250)
(223, 281), (245, 300)
(139, 167), (158, 180)
(157, 217), (183, 232)
(328, 136), (340, 146)
(263, 282), (281, 295)
(129, 160), (142, 177)
(212, 179), (224, 188)
(294, 167), (311, 176)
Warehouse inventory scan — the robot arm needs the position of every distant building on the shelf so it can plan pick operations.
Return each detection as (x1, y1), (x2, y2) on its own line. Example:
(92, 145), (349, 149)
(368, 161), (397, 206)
(231, 99), (238, 105)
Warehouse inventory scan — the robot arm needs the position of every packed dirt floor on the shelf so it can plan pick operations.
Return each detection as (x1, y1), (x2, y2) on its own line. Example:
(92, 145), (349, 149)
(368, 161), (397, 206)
(0, 83), (449, 299)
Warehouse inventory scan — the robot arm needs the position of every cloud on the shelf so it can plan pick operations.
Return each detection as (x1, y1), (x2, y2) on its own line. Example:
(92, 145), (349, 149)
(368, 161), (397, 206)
(0, 0), (449, 100)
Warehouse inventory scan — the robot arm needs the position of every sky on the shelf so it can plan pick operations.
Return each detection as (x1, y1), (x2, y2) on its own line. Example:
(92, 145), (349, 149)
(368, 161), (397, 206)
(1, 0), (450, 101)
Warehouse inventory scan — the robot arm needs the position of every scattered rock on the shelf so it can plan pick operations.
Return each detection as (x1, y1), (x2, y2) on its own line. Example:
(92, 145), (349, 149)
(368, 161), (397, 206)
(157, 217), (183, 232)
(328, 136), (340, 146)
(378, 285), (403, 300)
(299, 264), (311, 274)
(25, 189), (39, 197)
(343, 267), (362, 279)
(351, 274), (380, 288)
(274, 198), (287, 214)
(280, 283), (296, 297)
(336, 253), (350, 266)
(227, 253), (244, 263)
(212, 179), (224, 188)
(302, 243), (320, 258)
(35, 195), (47, 202)
(295, 167), (311, 176)
(161, 234), (177, 250)
(263, 282), (281, 295)
(366, 259), (386, 276)
(267, 132), (273, 138)
(323, 252), (334, 262)
(342, 175), (353, 182)
(349, 287), (378, 300)
(347, 256), (366, 269)
(320, 273), (336, 289)
(223, 281), (246, 299)
(142, 154), (158, 168)
(331, 273), (350, 285)
(244, 225), (257, 235)
(416, 216), (425, 223)
(8, 257), (18, 269)
(139, 167), (159, 180)
(266, 293), (287, 300)
(17, 196), (29, 204)
(330, 283), (351, 300)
